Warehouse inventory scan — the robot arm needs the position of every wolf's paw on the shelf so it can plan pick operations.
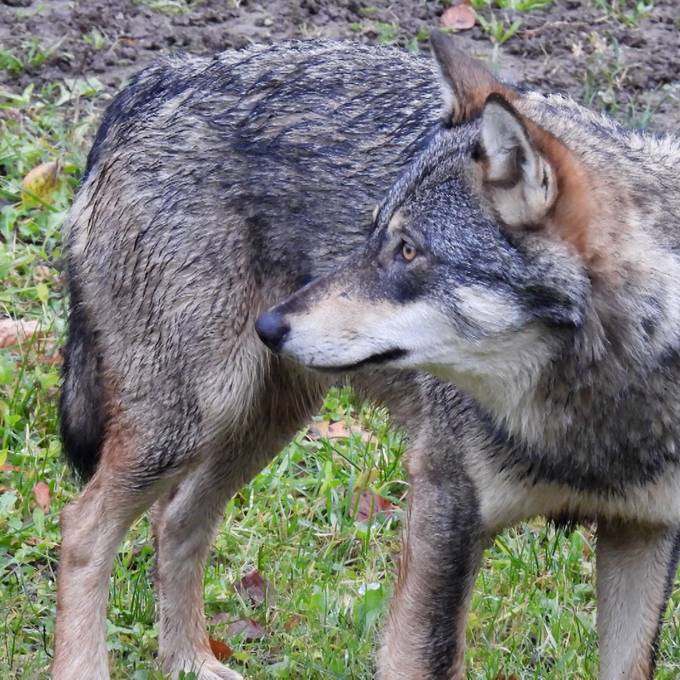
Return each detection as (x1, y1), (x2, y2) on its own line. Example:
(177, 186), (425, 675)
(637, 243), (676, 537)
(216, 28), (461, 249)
(195, 661), (244, 680)
(166, 655), (244, 680)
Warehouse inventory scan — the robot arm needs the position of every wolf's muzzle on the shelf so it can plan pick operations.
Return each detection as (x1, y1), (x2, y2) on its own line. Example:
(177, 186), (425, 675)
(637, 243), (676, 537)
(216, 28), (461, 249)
(255, 310), (290, 352)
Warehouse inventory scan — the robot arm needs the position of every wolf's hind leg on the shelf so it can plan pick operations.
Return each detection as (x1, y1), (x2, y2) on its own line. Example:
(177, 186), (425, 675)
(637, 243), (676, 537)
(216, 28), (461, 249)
(377, 470), (485, 680)
(152, 365), (327, 680)
(597, 519), (680, 680)
(151, 457), (248, 680)
(53, 445), (173, 680)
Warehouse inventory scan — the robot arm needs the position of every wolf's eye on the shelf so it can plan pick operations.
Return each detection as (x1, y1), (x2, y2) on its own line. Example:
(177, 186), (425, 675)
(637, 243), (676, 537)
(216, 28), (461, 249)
(401, 241), (417, 262)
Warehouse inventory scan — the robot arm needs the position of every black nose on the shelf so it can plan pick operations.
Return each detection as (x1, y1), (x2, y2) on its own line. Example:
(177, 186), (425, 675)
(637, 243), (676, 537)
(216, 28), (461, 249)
(255, 311), (290, 352)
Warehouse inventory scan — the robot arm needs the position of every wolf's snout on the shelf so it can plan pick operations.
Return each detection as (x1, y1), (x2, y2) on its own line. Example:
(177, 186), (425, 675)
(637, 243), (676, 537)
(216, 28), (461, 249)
(255, 310), (290, 352)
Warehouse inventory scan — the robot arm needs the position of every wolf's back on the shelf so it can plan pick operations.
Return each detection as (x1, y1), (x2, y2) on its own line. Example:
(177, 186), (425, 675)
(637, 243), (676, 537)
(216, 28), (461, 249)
(59, 41), (441, 480)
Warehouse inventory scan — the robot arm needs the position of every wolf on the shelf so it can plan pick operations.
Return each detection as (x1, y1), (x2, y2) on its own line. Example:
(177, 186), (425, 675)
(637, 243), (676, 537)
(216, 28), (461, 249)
(56, 31), (678, 680)
(56, 39), (443, 680)
(258, 32), (680, 680)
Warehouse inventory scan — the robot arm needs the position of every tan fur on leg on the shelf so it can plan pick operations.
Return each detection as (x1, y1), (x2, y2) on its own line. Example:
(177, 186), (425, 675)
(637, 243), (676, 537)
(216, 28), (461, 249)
(597, 520), (680, 680)
(53, 463), (167, 680)
(152, 363), (328, 680)
(152, 467), (244, 680)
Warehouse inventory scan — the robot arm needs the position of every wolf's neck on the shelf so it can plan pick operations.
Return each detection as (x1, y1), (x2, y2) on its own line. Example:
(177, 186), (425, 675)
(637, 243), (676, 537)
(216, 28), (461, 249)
(429, 336), (556, 446)
(476, 309), (680, 462)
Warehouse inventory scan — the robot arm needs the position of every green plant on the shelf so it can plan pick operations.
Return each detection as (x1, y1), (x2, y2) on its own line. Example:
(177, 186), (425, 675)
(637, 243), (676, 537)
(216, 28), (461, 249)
(580, 36), (658, 129)
(477, 13), (522, 44)
(83, 29), (108, 51)
(0, 50), (25, 77)
(592, 0), (654, 25)
(470, 0), (553, 9)
(0, 39), (62, 77)
(132, 0), (195, 15)
(374, 22), (400, 45)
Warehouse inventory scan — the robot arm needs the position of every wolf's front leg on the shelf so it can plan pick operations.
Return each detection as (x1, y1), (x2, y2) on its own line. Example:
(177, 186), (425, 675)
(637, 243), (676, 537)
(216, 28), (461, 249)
(377, 471), (485, 680)
(597, 519), (680, 680)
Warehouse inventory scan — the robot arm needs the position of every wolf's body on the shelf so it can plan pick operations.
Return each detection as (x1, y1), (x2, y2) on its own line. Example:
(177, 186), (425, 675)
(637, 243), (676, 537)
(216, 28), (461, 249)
(56, 41), (448, 679)
(261, 35), (680, 679)
(56, 37), (679, 680)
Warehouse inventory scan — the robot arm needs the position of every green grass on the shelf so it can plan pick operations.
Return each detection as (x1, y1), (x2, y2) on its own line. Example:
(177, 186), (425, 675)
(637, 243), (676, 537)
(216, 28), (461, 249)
(579, 35), (670, 129)
(469, 0), (553, 10)
(592, 0), (654, 25)
(133, 0), (202, 16)
(0, 40), (63, 78)
(1, 34), (679, 680)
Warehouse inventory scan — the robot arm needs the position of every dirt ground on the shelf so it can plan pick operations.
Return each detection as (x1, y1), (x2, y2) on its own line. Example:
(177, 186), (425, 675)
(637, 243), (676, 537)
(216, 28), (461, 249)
(0, 0), (678, 129)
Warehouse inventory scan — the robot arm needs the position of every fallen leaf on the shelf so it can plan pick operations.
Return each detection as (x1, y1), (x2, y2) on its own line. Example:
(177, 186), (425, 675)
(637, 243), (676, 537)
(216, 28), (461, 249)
(208, 611), (231, 626)
(0, 319), (43, 349)
(228, 618), (267, 640)
(283, 614), (302, 632)
(0, 109), (21, 123)
(440, 4), (476, 30)
(209, 638), (233, 661)
(351, 489), (399, 523)
(33, 481), (50, 512)
(307, 420), (375, 444)
(0, 465), (20, 473)
(21, 160), (62, 208)
(494, 675), (519, 680)
(38, 350), (63, 366)
(234, 569), (275, 608)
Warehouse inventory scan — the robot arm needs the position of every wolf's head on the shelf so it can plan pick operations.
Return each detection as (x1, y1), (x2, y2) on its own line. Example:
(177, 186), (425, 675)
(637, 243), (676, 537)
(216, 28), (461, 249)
(256, 33), (680, 411)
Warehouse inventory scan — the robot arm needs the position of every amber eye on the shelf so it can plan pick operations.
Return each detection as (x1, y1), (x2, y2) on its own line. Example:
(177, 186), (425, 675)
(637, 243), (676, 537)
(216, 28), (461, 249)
(401, 241), (417, 262)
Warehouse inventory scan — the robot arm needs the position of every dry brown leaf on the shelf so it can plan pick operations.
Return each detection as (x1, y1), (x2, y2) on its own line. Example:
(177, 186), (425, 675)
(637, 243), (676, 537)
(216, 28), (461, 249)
(208, 611), (231, 626)
(351, 489), (399, 523)
(307, 420), (375, 444)
(33, 481), (51, 512)
(208, 638), (233, 661)
(0, 109), (21, 123)
(283, 614), (302, 632)
(440, 4), (476, 30)
(38, 350), (64, 366)
(21, 160), (62, 208)
(234, 569), (275, 608)
(227, 618), (267, 641)
(0, 319), (43, 349)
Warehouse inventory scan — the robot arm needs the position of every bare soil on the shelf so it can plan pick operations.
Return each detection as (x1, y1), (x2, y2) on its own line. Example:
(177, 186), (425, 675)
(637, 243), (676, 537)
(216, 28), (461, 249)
(0, 0), (678, 129)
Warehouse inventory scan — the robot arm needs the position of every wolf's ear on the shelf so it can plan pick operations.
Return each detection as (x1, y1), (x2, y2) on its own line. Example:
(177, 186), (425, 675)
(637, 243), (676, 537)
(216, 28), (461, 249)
(430, 31), (514, 124)
(477, 95), (593, 254)
(477, 94), (557, 227)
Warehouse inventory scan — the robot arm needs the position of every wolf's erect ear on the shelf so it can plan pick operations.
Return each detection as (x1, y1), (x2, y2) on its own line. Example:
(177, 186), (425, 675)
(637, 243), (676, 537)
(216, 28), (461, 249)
(478, 94), (558, 227)
(477, 94), (593, 255)
(430, 31), (514, 124)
